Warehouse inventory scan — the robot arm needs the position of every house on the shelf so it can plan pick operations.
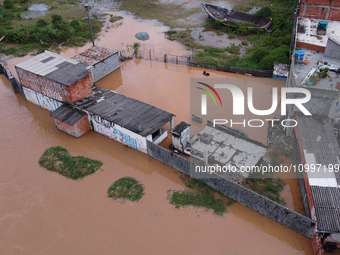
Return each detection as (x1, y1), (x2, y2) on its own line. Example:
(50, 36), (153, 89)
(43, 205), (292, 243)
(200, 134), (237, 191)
(293, 114), (340, 254)
(50, 105), (90, 138)
(15, 50), (93, 110)
(189, 122), (267, 182)
(72, 46), (120, 82)
(67, 86), (175, 153)
(171, 121), (191, 153)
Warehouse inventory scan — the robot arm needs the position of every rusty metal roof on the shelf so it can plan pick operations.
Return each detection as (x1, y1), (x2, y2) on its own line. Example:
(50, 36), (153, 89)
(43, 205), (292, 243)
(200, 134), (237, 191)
(71, 46), (118, 65)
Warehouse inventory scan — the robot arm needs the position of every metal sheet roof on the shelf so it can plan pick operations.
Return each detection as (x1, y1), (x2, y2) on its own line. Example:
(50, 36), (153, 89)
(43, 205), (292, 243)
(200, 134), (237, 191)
(311, 186), (340, 233)
(50, 105), (86, 125)
(71, 46), (117, 65)
(296, 115), (340, 233)
(15, 51), (91, 86)
(296, 115), (340, 185)
(71, 87), (175, 137)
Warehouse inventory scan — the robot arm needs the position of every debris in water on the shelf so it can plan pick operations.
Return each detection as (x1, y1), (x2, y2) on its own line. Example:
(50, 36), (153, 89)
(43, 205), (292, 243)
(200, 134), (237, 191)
(135, 32), (150, 41)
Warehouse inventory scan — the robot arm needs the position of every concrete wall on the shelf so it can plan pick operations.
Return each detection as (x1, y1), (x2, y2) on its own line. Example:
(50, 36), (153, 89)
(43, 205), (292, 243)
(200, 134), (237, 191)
(89, 114), (147, 153)
(92, 53), (120, 82)
(324, 38), (340, 59)
(54, 115), (90, 138)
(146, 140), (314, 238)
(23, 87), (62, 112)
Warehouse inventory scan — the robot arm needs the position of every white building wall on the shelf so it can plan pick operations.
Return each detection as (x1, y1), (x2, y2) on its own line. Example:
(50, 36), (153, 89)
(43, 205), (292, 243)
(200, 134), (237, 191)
(23, 87), (62, 111)
(88, 114), (147, 153)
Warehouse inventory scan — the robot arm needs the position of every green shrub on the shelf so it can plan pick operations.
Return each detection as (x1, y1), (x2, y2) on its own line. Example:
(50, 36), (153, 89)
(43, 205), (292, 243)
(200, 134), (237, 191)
(256, 6), (273, 17)
(226, 43), (240, 55)
(39, 146), (103, 179)
(107, 177), (144, 201)
(3, 0), (14, 9)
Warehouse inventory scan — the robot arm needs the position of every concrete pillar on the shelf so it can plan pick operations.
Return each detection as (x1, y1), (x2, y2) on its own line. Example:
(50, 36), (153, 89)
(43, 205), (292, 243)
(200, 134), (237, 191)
(170, 118), (174, 130)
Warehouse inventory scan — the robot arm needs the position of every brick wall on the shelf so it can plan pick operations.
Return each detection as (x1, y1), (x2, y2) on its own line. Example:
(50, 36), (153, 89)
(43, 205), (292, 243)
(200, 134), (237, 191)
(329, 8), (340, 20)
(332, 0), (340, 7)
(66, 73), (93, 103)
(296, 41), (326, 52)
(298, 0), (340, 20)
(53, 115), (90, 138)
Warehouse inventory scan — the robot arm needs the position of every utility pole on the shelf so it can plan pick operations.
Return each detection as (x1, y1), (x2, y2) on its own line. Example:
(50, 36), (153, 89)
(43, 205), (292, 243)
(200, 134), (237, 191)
(82, 3), (95, 47)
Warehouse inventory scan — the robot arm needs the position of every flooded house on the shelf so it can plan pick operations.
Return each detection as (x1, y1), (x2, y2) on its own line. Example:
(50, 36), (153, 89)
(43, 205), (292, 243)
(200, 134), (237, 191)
(67, 86), (174, 152)
(15, 50), (93, 111)
(72, 45), (120, 82)
(170, 121), (191, 153)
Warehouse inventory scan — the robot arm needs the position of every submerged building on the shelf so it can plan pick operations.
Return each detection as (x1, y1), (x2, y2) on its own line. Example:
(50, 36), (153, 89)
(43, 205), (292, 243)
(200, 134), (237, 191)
(72, 46), (120, 82)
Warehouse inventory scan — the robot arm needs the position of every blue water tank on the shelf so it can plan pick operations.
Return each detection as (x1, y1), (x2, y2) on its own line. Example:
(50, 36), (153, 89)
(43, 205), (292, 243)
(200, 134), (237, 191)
(318, 20), (328, 29)
(295, 50), (305, 60)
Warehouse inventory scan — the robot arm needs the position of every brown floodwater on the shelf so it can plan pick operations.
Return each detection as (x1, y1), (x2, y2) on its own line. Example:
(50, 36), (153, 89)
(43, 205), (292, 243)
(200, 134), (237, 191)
(0, 72), (313, 255)
(1, 10), (313, 255)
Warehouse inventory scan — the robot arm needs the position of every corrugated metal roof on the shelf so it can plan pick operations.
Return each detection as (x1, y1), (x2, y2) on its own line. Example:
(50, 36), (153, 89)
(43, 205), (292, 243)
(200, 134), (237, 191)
(311, 186), (340, 232)
(71, 46), (117, 65)
(50, 105), (86, 125)
(15, 51), (91, 86)
(296, 115), (340, 185)
(71, 87), (175, 137)
(296, 115), (340, 233)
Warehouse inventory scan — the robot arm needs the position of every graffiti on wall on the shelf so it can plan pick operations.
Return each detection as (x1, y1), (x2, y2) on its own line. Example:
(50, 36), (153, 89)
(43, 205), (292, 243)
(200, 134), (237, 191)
(23, 87), (62, 112)
(90, 114), (146, 152)
(0, 61), (12, 79)
(41, 77), (64, 101)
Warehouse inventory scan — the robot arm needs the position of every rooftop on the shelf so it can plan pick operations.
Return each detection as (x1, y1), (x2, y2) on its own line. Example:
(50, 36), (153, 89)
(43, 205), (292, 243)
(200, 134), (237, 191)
(71, 46), (118, 65)
(50, 105), (87, 126)
(171, 121), (190, 136)
(72, 87), (175, 137)
(296, 17), (340, 48)
(292, 48), (340, 90)
(190, 125), (267, 182)
(15, 51), (91, 86)
(296, 115), (340, 233)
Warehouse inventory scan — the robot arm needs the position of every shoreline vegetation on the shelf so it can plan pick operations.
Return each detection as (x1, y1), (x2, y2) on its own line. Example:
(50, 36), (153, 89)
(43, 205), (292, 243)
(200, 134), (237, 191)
(1, 0), (294, 71)
(39, 146), (103, 179)
(0, 0), (103, 56)
(107, 177), (144, 202)
(170, 175), (235, 215)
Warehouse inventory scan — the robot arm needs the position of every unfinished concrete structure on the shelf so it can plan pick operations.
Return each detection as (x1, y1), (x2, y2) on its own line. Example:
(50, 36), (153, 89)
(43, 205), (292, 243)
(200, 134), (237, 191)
(15, 51), (93, 106)
(190, 124), (267, 182)
(72, 46), (120, 82)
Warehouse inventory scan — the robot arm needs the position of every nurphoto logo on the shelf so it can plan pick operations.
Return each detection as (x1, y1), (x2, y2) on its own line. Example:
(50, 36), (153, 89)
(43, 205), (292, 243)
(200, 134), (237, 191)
(196, 81), (312, 128)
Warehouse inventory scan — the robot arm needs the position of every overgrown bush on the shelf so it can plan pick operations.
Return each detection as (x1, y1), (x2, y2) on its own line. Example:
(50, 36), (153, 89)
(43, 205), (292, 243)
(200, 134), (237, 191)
(256, 6), (273, 17)
(3, 0), (14, 9)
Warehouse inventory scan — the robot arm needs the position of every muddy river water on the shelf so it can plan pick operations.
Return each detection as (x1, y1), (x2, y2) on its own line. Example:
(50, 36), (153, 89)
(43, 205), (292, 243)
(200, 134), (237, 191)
(1, 10), (313, 255)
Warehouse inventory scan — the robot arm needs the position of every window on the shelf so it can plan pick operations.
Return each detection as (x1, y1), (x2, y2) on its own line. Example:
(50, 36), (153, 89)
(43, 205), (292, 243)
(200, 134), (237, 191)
(322, 8), (326, 12)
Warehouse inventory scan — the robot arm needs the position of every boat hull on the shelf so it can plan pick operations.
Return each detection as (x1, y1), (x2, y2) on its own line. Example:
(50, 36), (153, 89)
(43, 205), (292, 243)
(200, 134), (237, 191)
(202, 3), (272, 32)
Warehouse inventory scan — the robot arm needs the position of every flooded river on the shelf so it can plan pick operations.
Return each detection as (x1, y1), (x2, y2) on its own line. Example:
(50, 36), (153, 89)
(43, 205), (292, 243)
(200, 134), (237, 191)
(0, 10), (313, 255)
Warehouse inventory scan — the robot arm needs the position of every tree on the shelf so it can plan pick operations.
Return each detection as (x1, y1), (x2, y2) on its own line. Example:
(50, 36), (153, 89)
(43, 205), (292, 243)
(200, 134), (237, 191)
(256, 6), (273, 18)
